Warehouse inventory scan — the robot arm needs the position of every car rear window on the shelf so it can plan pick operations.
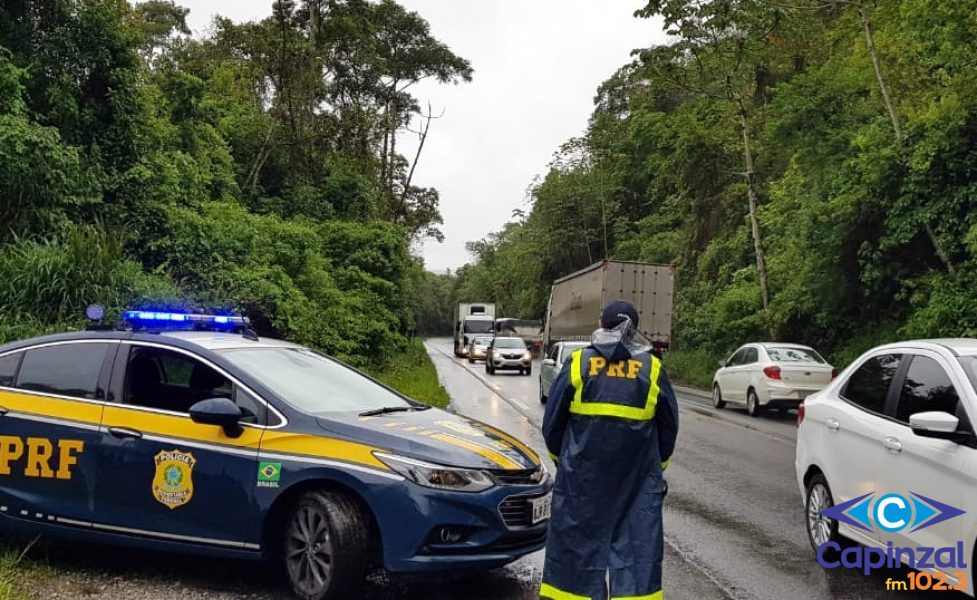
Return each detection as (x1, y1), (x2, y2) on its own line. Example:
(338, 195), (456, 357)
(16, 343), (109, 400)
(766, 347), (825, 363)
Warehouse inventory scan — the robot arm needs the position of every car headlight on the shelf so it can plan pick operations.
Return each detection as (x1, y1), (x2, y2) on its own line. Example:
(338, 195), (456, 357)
(523, 352), (532, 361)
(374, 452), (495, 493)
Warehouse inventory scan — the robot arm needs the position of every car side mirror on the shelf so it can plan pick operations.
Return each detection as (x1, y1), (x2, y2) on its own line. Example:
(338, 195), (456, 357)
(718, 360), (727, 368)
(543, 358), (556, 367)
(190, 397), (243, 438)
(910, 411), (971, 443)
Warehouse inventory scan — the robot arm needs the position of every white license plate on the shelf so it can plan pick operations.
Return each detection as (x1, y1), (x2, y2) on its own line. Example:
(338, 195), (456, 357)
(531, 493), (552, 524)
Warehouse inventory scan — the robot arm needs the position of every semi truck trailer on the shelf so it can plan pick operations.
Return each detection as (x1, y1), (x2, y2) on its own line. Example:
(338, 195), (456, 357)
(544, 260), (674, 353)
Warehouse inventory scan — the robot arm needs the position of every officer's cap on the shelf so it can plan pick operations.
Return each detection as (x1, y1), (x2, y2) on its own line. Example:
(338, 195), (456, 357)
(600, 300), (639, 330)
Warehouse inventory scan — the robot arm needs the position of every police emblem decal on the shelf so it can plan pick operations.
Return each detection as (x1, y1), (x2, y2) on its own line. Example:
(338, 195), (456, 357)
(152, 450), (196, 509)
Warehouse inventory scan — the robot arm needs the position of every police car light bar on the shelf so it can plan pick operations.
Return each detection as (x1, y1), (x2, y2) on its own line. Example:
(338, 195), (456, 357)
(123, 311), (249, 329)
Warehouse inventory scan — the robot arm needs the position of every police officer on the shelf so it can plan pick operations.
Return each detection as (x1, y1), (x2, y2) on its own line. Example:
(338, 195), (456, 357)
(540, 300), (679, 600)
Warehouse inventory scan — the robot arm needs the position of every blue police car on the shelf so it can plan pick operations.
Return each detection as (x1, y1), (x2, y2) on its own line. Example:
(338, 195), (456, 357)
(0, 311), (551, 599)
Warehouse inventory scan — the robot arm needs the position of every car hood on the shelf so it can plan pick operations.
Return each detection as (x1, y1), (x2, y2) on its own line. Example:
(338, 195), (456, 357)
(315, 409), (540, 471)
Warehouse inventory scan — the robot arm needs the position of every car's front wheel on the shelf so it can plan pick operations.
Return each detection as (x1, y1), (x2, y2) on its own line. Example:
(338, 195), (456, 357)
(805, 472), (843, 557)
(746, 389), (761, 417)
(283, 490), (369, 600)
(525, 366), (532, 376)
(712, 384), (726, 409)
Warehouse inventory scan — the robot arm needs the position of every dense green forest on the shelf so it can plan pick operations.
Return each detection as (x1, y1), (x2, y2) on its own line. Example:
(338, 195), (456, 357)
(442, 0), (977, 374)
(0, 0), (471, 368)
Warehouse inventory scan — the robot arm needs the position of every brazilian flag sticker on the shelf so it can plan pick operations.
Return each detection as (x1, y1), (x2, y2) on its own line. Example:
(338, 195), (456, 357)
(257, 462), (282, 488)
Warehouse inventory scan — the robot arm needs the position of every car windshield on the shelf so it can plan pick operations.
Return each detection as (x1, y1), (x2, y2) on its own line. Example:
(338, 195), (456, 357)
(472, 337), (492, 346)
(218, 347), (411, 414)
(766, 346), (825, 364)
(464, 320), (494, 334)
(957, 356), (977, 393)
(494, 338), (526, 350)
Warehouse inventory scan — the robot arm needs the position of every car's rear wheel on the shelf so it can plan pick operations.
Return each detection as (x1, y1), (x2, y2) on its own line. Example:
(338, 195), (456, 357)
(525, 366), (532, 377)
(805, 473), (842, 557)
(712, 384), (726, 409)
(283, 490), (368, 600)
(540, 383), (547, 404)
(746, 389), (761, 417)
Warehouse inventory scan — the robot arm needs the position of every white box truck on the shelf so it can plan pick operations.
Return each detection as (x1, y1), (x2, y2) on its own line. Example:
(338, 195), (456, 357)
(454, 303), (496, 357)
(544, 260), (674, 352)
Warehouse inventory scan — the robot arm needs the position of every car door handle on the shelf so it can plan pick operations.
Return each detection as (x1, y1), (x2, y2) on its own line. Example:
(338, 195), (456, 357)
(883, 436), (902, 453)
(825, 418), (840, 431)
(108, 426), (143, 440)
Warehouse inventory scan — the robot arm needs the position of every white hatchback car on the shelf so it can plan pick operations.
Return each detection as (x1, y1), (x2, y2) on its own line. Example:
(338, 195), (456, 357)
(712, 343), (834, 416)
(796, 340), (977, 595)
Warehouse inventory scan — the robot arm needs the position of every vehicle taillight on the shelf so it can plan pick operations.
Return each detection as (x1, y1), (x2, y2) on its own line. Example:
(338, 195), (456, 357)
(763, 365), (782, 380)
(831, 367), (838, 380)
(797, 403), (805, 426)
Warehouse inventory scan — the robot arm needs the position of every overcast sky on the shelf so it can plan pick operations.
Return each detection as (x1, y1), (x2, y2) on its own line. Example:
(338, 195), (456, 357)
(176, 1), (665, 273)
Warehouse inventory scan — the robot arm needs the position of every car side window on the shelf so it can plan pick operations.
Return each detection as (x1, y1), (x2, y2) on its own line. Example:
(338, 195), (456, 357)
(842, 354), (902, 414)
(743, 347), (759, 364)
(549, 345), (561, 362)
(0, 353), (22, 387)
(124, 346), (263, 424)
(727, 348), (746, 367)
(15, 344), (109, 400)
(895, 356), (960, 422)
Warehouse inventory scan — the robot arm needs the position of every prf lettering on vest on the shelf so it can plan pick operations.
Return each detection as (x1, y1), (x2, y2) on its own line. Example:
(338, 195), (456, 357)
(589, 357), (642, 379)
(0, 436), (84, 480)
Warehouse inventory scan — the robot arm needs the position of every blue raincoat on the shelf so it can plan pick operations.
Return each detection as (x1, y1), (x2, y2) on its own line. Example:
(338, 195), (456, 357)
(540, 339), (679, 600)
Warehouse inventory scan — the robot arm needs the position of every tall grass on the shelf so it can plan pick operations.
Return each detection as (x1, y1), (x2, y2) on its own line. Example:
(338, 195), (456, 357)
(0, 538), (43, 600)
(662, 349), (719, 390)
(370, 339), (451, 409)
(0, 225), (180, 342)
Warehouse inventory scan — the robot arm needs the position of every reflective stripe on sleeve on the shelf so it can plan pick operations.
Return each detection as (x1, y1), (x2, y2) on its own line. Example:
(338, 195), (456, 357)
(661, 458), (671, 470)
(611, 591), (663, 600)
(540, 583), (591, 600)
(569, 349), (584, 405)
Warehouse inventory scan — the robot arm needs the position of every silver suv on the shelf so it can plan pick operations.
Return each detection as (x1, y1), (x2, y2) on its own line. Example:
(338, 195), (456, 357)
(486, 337), (532, 376)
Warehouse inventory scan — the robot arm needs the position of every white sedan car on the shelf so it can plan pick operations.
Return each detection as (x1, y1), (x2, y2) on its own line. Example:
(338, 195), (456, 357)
(712, 343), (834, 416)
(796, 339), (977, 595)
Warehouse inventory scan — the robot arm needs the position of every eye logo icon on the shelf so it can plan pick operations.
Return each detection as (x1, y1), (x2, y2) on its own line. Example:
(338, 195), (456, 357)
(821, 492), (965, 533)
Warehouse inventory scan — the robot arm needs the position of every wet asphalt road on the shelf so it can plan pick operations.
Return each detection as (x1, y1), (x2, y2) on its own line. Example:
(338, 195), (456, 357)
(21, 339), (963, 599)
(421, 338), (962, 600)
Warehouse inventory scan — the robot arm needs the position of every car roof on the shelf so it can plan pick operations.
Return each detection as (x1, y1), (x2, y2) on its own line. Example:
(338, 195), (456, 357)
(158, 330), (301, 351)
(0, 329), (301, 354)
(869, 338), (977, 356)
(493, 336), (524, 341)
